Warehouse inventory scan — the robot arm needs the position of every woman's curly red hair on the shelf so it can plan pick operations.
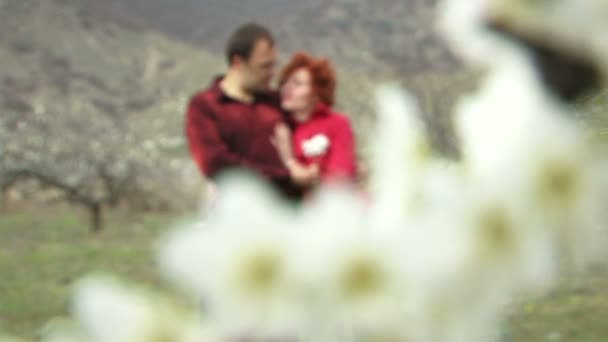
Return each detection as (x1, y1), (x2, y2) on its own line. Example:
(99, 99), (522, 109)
(279, 52), (337, 106)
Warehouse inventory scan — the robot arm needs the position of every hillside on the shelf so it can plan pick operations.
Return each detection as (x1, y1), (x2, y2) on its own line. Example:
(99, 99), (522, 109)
(0, 0), (234, 171)
(274, 0), (459, 76)
(84, 0), (472, 154)
(97, 0), (317, 49)
(0, 0), (223, 138)
(99, 0), (459, 76)
(0, 0), (226, 209)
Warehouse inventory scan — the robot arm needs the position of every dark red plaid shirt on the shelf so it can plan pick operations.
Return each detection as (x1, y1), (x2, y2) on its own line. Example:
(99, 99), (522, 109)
(186, 77), (301, 198)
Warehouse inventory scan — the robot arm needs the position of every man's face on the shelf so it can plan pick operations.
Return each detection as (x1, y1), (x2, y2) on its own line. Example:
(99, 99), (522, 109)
(239, 39), (277, 93)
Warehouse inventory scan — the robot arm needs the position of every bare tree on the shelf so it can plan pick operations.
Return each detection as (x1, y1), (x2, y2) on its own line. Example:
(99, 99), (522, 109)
(0, 96), (200, 231)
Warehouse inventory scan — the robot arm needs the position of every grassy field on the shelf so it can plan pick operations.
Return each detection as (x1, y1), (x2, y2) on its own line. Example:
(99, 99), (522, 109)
(0, 207), (190, 340)
(1, 207), (608, 340)
(508, 270), (608, 341)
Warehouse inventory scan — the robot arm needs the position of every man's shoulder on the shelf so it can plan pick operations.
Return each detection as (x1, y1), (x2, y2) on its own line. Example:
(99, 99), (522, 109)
(186, 87), (221, 121)
(190, 86), (218, 104)
(189, 76), (224, 104)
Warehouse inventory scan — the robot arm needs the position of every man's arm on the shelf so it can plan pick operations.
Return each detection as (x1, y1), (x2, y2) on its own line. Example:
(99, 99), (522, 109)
(186, 96), (289, 180)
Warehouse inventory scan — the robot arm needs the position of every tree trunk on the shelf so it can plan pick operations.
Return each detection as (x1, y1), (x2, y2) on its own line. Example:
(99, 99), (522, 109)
(90, 203), (103, 233)
(0, 189), (6, 213)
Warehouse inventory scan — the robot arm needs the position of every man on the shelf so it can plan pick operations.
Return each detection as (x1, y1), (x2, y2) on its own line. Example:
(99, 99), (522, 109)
(185, 23), (301, 199)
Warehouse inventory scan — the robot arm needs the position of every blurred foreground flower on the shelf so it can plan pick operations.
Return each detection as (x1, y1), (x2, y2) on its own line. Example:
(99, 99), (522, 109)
(159, 175), (303, 338)
(41, 277), (218, 342)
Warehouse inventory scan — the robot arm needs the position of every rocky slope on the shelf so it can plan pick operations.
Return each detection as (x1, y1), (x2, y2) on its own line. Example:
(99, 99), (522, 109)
(0, 0), (226, 208)
(99, 0), (458, 76)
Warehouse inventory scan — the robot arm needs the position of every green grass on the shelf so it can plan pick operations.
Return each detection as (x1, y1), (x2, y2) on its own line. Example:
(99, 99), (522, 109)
(0, 207), (187, 339)
(508, 269), (608, 341)
(1, 208), (608, 340)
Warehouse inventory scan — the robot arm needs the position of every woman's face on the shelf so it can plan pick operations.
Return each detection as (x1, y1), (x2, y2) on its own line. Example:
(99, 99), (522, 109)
(281, 68), (316, 118)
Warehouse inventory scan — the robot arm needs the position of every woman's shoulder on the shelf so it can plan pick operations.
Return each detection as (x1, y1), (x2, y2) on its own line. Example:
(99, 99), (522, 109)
(325, 110), (353, 130)
(309, 103), (353, 133)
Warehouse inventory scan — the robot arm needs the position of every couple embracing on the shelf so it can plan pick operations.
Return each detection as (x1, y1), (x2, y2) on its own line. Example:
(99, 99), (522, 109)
(186, 23), (359, 202)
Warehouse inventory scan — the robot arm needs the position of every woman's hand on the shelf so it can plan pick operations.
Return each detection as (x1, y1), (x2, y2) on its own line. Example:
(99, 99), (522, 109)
(286, 160), (320, 186)
(270, 123), (295, 165)
(271, 123), (320, 187)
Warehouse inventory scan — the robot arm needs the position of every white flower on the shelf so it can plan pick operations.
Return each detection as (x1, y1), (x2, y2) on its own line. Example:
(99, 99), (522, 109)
(322, 234), (404, 325)
(455, 53), (550, 180)
(518, 135), (608, 266)
(486, 0), (608, 62)
(159, 174), (301, 337)
(456, 55), (607, 265)
(438, 0), (608, 71)
(73, 277), (155, 342)
(394, 169), (557, 340)
(293, 188), (407, 338)
(438, 0), (521, 68)
(71, 277), (216, 342)
(446, 0), (608, 266)
(465, 189), (555, 292)
(302, 133), (330, 157)
(370, 84), (431, 232)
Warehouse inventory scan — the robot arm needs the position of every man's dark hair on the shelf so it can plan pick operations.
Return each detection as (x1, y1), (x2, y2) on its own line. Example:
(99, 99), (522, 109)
(226, 23), (275, 66)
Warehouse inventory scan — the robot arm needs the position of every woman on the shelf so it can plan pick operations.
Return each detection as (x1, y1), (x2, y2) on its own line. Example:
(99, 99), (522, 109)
(272, 52), (358, 189)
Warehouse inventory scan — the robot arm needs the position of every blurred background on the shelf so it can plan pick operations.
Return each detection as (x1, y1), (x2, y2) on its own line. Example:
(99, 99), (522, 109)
(0, 0), (607, 340)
